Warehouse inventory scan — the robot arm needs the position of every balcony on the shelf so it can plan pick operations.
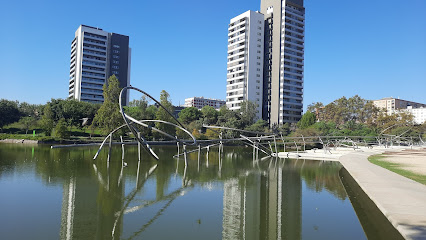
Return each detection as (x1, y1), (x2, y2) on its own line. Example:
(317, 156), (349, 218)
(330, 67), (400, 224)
(83, 55), (106, 62)
(82, 71), (105, 79)
(83, 38), (106, 47)
(81, 88), (103, 95)
(81, 82), (103, 90)
(83, 51), (107, 59)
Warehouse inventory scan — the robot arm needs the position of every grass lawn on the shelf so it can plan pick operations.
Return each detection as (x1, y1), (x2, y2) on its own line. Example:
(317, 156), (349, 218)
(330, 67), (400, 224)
(368, 155), (426, 185)
(1, 123), (104, 142)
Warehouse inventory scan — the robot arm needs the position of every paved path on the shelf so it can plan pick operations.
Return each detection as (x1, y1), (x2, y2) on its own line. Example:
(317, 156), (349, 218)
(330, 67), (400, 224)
(339, 149), (426, 240)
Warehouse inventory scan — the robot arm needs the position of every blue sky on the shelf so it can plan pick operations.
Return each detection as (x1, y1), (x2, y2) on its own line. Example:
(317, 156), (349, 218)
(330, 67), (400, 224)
(0, 0), (425, 109)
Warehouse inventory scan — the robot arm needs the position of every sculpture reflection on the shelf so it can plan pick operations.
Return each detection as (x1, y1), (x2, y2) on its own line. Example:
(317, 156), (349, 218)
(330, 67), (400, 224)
(0, 144), (350, 239)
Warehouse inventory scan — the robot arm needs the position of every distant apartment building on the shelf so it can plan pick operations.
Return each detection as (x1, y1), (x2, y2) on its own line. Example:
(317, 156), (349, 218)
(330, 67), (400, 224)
(226, 10), (264, 121)
(68, 25), (131, 105)
(373, 97), (426, 115)
(184, 97), (225, 109)
(261, 0), (305, 125)
(403, 106), (426, 124)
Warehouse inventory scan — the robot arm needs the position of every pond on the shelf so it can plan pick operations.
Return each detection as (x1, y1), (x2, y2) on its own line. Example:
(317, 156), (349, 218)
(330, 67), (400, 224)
(0, 144), (395, 239)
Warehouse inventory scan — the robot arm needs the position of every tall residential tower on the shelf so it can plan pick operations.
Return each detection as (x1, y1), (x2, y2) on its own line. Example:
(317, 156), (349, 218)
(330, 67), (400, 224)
(261, 0), (305, 125)
(69, 25), (131, 105)
(226, 11), (265, 121)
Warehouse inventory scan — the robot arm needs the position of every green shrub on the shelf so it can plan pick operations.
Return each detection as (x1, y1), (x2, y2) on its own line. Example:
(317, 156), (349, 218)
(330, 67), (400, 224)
(54, 119), (69, 139)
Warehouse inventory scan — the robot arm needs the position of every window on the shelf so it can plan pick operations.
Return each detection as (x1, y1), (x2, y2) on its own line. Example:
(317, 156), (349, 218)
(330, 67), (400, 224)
(113, 44), (120, 48)
(257, 44), (261, 48)
(257, 62), (261, 65)
(113, 55), (119, 59)
(257, 38), (261, 42)
(112, 71), (119, 74)
(257, 32), (261, 36)
(257, 56), (261, 60)
(256, 80), (260, 83)
(258, 20), (262, 24)
(257, 50), (261, 53)
(113, 50), (120, 54)
(112, 65), (119, 69)
(257, 68), (260, 71)
(258, 27), (262, 30)
(113, 60), (119, 64)
(256, 74), (260, 77)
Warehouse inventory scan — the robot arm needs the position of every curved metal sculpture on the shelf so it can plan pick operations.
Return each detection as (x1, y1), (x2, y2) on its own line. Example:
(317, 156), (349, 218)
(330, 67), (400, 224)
(94, 86), (196, 161)
(202, 125), (278, 157)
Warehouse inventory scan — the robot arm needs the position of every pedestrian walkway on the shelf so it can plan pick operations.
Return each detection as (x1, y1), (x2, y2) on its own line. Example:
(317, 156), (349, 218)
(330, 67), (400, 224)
(340, 150), (426, 240)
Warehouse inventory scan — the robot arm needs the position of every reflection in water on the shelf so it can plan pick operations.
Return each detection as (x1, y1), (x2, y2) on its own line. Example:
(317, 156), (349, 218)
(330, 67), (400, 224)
(222, 159), (302, 240)
(59, 158), (126, 239)
(0, 144), (367, 239)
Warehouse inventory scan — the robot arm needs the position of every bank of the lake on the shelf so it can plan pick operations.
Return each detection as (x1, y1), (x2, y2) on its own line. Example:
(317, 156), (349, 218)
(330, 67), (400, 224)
(338, 147), (426, 240)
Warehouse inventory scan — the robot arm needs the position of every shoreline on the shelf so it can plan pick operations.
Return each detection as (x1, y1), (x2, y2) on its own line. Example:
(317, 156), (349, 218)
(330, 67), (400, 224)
(338, 146), (426, 240)
(278, 145), (426, 239)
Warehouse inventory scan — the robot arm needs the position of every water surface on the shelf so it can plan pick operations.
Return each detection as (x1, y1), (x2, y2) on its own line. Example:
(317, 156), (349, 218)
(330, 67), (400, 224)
(0, 144), (367, 239)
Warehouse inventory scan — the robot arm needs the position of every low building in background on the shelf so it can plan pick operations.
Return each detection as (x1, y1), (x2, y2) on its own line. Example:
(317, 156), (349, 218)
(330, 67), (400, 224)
(373, 97), (426, 115)
(400, 106), (426, 125)
(184, 97), (225, 109)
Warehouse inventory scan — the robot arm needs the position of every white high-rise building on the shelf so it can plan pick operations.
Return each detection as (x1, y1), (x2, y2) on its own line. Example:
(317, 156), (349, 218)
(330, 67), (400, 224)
(69, 25), (131, 105)
(226, 11), (264, 121)
(261, 0), (305, 125)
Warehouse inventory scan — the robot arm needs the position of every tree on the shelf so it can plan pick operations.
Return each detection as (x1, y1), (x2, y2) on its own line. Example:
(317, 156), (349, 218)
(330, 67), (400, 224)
(319, 95), (379, 126)
(155, 90), (175, 137)
(217, 106), (242, 128)
(375, 111), (414, 133)
(362, 101), (380, 127)
(146, 105), (158, 120)
(54, 118), (70, 139)
(307, 102), (324, 113)
(128, 96), (153, 120)
(279, 123), (291, 136)
(201, 105), (218, 125)
(18, 116), (36, 134)
(246, 119), (268, 132)
(313, 121), (337, 136)
(240, 101), (257, 127)
(291, 126), (320, 137)
(205, 129), (219, 139)
(92, 75), (124, 134)
(124, 106), (142, 119)
(0, 99), (20, 130)
(40, 105), (54, 136)
(19, 102), (43, 119)
(61, 99), (100, 128)
(297, 111), (316, 129)
(178, 107), (202, 125)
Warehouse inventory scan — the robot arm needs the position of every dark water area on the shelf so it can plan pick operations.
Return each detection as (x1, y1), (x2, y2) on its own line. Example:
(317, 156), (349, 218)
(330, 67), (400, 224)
(0, 144), (372, 239)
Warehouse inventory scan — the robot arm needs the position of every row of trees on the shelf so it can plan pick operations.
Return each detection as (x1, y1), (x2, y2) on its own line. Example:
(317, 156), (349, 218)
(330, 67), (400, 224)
(0, 97), (100, 138)
(1, 75), (425, 140)
(295, 95), (425, 138)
